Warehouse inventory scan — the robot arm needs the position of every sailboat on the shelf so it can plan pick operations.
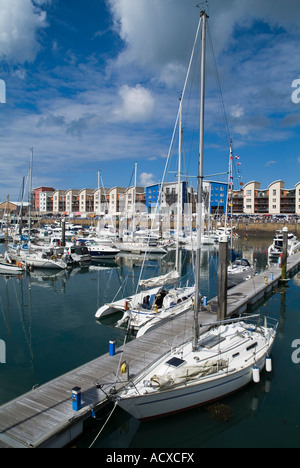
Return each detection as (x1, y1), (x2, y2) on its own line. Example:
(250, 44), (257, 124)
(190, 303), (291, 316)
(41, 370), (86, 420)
(0, 196), (25, 274)
(95, 96), (198, 331)
(116, 11), (278, 420)
(226, 140), (255, 287)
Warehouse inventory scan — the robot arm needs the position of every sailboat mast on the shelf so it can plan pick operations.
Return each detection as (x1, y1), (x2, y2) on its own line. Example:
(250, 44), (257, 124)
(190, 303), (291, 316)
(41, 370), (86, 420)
(29, 148), (33, 238)
(229, 139), (233, 251)
(193, 10), (208, 351)
(175, 97), (183, 272)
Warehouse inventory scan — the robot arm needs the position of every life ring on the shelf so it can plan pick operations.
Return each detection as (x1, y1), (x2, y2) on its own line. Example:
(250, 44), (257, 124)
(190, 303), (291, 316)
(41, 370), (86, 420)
(17, 262), (22, 268)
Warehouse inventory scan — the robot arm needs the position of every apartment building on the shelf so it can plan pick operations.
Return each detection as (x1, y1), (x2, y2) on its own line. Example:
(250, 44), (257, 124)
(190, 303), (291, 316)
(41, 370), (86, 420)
(234, 180), (300, 216)
(33, 187), (55, 212)
(32, 179), (300, 218)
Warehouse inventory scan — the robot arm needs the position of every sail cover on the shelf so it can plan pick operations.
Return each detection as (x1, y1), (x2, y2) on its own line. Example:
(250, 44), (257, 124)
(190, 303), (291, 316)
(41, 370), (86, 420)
(139, 270), (180, 288)
(150, 360), (228, 390)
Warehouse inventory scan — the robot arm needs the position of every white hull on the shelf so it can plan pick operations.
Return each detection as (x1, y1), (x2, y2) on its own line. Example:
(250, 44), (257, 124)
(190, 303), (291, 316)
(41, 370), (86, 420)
(95, 286), (161, 319)
(268, 230), (300, 259)
(118, 354), (269, 420)
(0, 262), (23, 274)
(117, 317), (278, 420)
(23, 256), (67, 269)
(96, 285), (194, 335)
(115, 242), (167, 255)
(131, 287), (195, 334)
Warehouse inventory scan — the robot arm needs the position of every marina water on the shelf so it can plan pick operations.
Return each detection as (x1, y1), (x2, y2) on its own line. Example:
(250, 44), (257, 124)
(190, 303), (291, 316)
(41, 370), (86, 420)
(0, 235), (299, 448)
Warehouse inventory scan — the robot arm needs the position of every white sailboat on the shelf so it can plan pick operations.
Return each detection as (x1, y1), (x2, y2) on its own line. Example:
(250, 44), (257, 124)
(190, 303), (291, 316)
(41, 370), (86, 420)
(116, 11), (278, 420)
(0, 196), (25, 274)
(0, 251), (24, 274)
(96, 87), (195, 330)
(227, 140), (255, 287)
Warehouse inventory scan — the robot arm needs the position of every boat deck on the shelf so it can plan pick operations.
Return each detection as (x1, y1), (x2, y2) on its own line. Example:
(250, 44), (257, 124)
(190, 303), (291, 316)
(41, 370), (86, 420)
(0, 254), (299, 448)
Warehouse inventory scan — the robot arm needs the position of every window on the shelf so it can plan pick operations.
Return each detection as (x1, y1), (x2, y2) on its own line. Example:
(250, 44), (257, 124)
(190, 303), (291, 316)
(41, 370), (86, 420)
(246, 190), (252, 196)
(273, 189), (277, 196)
(246, 342), (258, 351)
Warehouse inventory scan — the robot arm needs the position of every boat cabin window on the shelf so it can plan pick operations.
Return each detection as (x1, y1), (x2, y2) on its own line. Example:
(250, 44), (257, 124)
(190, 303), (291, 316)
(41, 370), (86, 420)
(246, 342), (258, 351)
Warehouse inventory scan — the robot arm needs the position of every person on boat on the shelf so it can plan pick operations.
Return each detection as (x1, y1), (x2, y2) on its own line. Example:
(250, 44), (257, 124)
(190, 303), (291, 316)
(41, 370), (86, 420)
(143, 295), (151, 310)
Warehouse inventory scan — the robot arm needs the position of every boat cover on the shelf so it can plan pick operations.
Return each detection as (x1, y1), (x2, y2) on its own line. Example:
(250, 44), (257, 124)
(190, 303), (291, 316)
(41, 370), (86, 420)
(150, 359), (228, 390)
(139, 270), (180, 288)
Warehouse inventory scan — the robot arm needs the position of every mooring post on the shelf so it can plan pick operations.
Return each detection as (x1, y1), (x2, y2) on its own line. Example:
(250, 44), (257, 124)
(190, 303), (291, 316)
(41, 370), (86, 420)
(218, 235), (228, 321)
(281, 227), (288, 280)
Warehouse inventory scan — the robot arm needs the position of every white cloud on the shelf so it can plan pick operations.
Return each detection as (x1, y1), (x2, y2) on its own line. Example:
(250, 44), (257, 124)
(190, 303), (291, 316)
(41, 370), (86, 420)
(0, 0), (48, 64)
(139, 172), (156, 186)
(231, 105), (244, 119)
(112, 84), (154, 123)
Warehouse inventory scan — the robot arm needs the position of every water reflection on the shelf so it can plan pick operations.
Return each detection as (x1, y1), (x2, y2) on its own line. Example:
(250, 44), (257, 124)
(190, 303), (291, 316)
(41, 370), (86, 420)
(2, 234), (299, 448)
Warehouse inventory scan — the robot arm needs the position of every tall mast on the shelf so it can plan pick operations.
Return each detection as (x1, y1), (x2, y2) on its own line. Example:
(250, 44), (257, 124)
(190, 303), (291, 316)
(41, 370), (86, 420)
(132, 161), (137, 238)
(175, 97), (182, 272)
(29, 148), (33, 237)
(193, 10), (208, 351)
(229, 139), (233, 252)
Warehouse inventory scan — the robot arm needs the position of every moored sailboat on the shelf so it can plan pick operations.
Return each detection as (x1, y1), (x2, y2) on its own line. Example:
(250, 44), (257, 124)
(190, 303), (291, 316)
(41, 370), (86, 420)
(116, 11), (278, 420)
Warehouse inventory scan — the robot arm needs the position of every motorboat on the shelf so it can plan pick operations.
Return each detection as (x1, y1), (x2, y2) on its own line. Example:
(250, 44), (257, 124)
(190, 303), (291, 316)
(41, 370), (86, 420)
(115, 240), (167, 255)
(227, 258), (255, 288)
(64, 245), (91, 264)
(76, 239), (120, 259)
(268, 230), (300, 260)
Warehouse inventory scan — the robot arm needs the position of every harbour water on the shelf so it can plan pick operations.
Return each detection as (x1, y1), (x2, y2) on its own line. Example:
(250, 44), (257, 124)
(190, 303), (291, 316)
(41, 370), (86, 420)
(0, 235), (299, 448)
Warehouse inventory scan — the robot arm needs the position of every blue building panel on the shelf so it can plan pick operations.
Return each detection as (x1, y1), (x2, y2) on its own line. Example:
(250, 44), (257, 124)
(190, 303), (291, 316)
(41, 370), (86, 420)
(145, 182), (188, 213)
(209, 181), (228, 214)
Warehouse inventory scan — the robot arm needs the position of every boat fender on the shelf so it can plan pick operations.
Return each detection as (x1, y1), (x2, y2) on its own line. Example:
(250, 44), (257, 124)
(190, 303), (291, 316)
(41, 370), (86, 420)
(120, 362), (127, 374)
(124, 301), (130, 311)
(266, 356), (272, 373)
(252, 366), (260, 383)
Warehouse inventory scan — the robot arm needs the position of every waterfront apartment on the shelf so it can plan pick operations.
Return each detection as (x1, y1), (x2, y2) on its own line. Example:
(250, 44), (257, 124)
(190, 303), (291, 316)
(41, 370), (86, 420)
(4, 179), (300, 220)
(234, 180), (300, 216)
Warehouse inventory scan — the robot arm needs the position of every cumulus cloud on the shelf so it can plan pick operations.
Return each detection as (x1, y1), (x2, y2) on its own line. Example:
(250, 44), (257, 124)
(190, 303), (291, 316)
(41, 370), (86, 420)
(139, 172), (156, 186)
(112, 84), (154, 123)
(0, 0), (48, 64)
(107, 0), (300, 84)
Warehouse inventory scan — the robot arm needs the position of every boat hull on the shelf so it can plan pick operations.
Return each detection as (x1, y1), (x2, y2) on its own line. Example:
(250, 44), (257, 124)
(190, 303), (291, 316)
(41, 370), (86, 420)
(118, 351), (273, 421)
(0, 262), (23, 274)
(24, 258), (66, 269)
(89, 249), (119, 259)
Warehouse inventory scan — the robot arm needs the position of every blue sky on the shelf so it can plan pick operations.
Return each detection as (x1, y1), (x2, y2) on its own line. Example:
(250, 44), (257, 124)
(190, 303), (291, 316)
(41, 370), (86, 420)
(0, 0), (300, 202)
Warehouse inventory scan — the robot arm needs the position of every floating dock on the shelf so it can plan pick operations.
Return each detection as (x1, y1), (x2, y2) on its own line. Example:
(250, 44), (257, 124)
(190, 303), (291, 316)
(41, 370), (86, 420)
(0, 253), (299, 448)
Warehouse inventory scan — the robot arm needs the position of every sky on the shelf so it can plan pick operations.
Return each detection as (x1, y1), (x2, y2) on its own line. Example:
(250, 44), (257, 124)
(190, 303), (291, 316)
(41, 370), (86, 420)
(0, 0), (300, 202)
